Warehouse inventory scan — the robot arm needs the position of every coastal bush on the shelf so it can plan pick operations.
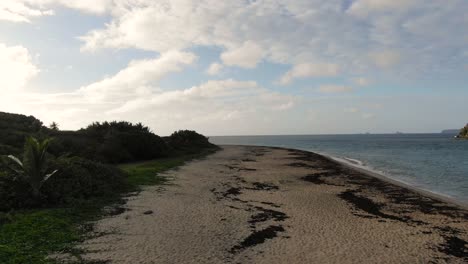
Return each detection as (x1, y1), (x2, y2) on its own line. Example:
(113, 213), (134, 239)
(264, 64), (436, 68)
(0, 112), (45, 152)
(49, 121), (170, 163)
(7, 137), (58, 197)
(41, 157), (128, 206)
(458, 125), (468, 138)
(0, 157), (128, 211)
(168, 130), (216, 153)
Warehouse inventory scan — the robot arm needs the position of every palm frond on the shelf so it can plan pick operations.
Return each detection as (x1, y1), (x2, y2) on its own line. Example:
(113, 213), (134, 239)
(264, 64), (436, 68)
(7, 155), (23, 167)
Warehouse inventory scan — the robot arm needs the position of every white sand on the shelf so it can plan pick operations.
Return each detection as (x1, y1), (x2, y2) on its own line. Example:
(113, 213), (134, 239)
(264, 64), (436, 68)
(61, 145), (468, 263)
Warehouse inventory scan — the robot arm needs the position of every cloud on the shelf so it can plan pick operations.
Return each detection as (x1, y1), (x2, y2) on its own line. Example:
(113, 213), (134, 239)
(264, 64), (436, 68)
(361, 113), (375, 119)
(344, 107), (359, 113)
(1, 78), (296, 135)
(347, 0), (420, 18)
(279, 63), (340, 85)
(0, 1), (53, 22)
(2, 0), (467, 79)
(353, 77), (371, 86)
(6, 0), (464, 79)
(318, 85), (353, 93)
(0, 44), (294, 135)
(0, 43), (39, 91)
(370, 50), (401, 69)
(220, 41), (264, 69)
(206, 62), (223, 75)
(78, 50), (197, 101)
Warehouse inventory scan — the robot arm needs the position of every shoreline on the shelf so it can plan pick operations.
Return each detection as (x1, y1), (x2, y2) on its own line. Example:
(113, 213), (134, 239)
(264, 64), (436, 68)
(222, 144), (468, 210)
(66, 145), (468, 263)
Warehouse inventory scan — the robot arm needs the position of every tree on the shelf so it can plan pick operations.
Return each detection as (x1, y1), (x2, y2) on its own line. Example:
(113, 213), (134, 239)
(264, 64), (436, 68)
(7, 136), (57, 197)
(49, 122), (59, 131)
(458, 125), (468, 138)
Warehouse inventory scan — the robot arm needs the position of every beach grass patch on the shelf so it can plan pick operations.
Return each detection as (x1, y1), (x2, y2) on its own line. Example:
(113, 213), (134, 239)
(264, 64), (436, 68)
(0, 209), (79, 264)
(121, 148), (218, 187)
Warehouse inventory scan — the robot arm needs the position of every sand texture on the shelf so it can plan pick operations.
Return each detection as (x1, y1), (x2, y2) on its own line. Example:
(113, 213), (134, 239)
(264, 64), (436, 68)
(61, 146), (468, 263)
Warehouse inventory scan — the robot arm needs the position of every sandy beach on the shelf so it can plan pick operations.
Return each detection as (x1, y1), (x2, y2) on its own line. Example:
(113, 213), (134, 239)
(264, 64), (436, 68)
(67, 145), (468, 263)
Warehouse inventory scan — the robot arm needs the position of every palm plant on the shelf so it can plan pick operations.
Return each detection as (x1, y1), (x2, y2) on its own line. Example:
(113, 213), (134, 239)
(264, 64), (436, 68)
(49, 122), (59, 131)
(7, 136), (57, 197)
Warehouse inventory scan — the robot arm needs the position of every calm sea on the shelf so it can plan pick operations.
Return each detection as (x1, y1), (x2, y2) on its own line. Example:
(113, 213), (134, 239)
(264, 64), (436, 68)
(210, 134), (468, 204)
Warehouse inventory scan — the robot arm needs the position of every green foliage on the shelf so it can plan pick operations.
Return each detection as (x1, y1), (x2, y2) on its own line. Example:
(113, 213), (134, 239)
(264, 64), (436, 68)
(0, 111), (220, 263)
(49, 122), (59, 131)
(121, 148), (218, 187)
(7, 137), (57, 197)
(0, 157), (128, 211)
(168, 130), (216, 154)
(0, 112), (45, 155)
(0, 150), (217, 264)
(42, 157), (128, 206)
(49, 121), (169, 163)
(458, 125), (468, 138)
(0, 209), (80, 264)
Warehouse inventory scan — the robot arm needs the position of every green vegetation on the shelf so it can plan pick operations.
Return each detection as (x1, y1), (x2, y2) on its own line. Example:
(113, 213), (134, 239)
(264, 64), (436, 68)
(7, 137), (57, 197)
(0, 209), (80, 264)
(0, 111), (219, 263)
(0, 112), (45, 156)
(121, 148), (217, 187)
(457, 124), (468, 138)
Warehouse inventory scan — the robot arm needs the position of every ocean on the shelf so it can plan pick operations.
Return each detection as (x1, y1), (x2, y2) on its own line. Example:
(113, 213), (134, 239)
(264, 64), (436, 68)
(210, 134), (468, 204)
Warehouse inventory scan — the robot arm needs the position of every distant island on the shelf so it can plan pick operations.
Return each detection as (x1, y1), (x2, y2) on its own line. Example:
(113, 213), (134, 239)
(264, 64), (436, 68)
(441, 129), (460, 135)
(455, 124), (468, 139)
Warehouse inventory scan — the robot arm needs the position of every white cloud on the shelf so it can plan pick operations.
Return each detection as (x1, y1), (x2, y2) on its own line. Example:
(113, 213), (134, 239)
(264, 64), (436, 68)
(206, 62), (223, 75)
(51, 0), (111, 14)
(0, 43), (39, 91)
(0, 1), (53, 22)
(347, 0), (420, 18)
(5, 0), (464, 79)
(353, 77), (371, 86)
(279, 63), (340, 85)
(344, 107), (359, 113)
(79, 50), (197, 101)
(0, 78), (296, 135)
(370, 50), (401, 69)
(221, 41), (264, 69)
(361, 113), (375, 119)
(318, 85), (353, 93)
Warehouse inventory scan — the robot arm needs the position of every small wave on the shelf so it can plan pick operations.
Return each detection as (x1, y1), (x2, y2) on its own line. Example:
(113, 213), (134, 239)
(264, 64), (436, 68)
(343, 157), (364, 166)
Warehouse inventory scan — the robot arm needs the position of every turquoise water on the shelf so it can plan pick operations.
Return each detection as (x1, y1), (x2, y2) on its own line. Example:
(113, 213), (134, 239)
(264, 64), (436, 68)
(210, 134), (468, 203)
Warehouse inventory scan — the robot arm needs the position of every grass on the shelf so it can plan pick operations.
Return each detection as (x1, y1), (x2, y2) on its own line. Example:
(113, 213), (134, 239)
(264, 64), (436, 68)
(0, 209), (79, 263)
(120, 157), (185, 186)
(0, 147), (218, 264)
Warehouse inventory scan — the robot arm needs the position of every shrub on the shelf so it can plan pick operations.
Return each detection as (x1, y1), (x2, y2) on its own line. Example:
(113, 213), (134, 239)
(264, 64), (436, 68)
(7, 137), (57, 197)
(48, 121), (170, 163)
(0, 169), (37, 211)
(0, 157), (128, 211)
(168, 130), (215, 153)
(41, 157), (128, 206)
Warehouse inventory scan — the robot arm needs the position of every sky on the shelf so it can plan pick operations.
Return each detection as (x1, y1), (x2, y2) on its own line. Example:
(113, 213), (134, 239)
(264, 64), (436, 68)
(0, 0), (467, 136)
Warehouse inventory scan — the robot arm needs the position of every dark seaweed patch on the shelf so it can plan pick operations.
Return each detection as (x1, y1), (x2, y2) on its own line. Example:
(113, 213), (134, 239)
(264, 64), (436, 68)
(259, 201), (281, 208)
(248, 207), (288, 226)
(224, 187), (242, 197)
(438, 236), (468, 260)
(287, 162), (314, 168)
(247, 182), (279, 191)
(338, 190), (414, 223)
(301, 174), (326, 185)
(224, 165), (257, 172)
(230, 225), (285, 253)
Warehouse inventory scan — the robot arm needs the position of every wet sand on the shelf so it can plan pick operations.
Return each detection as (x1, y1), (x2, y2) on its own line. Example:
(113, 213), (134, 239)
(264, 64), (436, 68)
(63, 145), (468, 263)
